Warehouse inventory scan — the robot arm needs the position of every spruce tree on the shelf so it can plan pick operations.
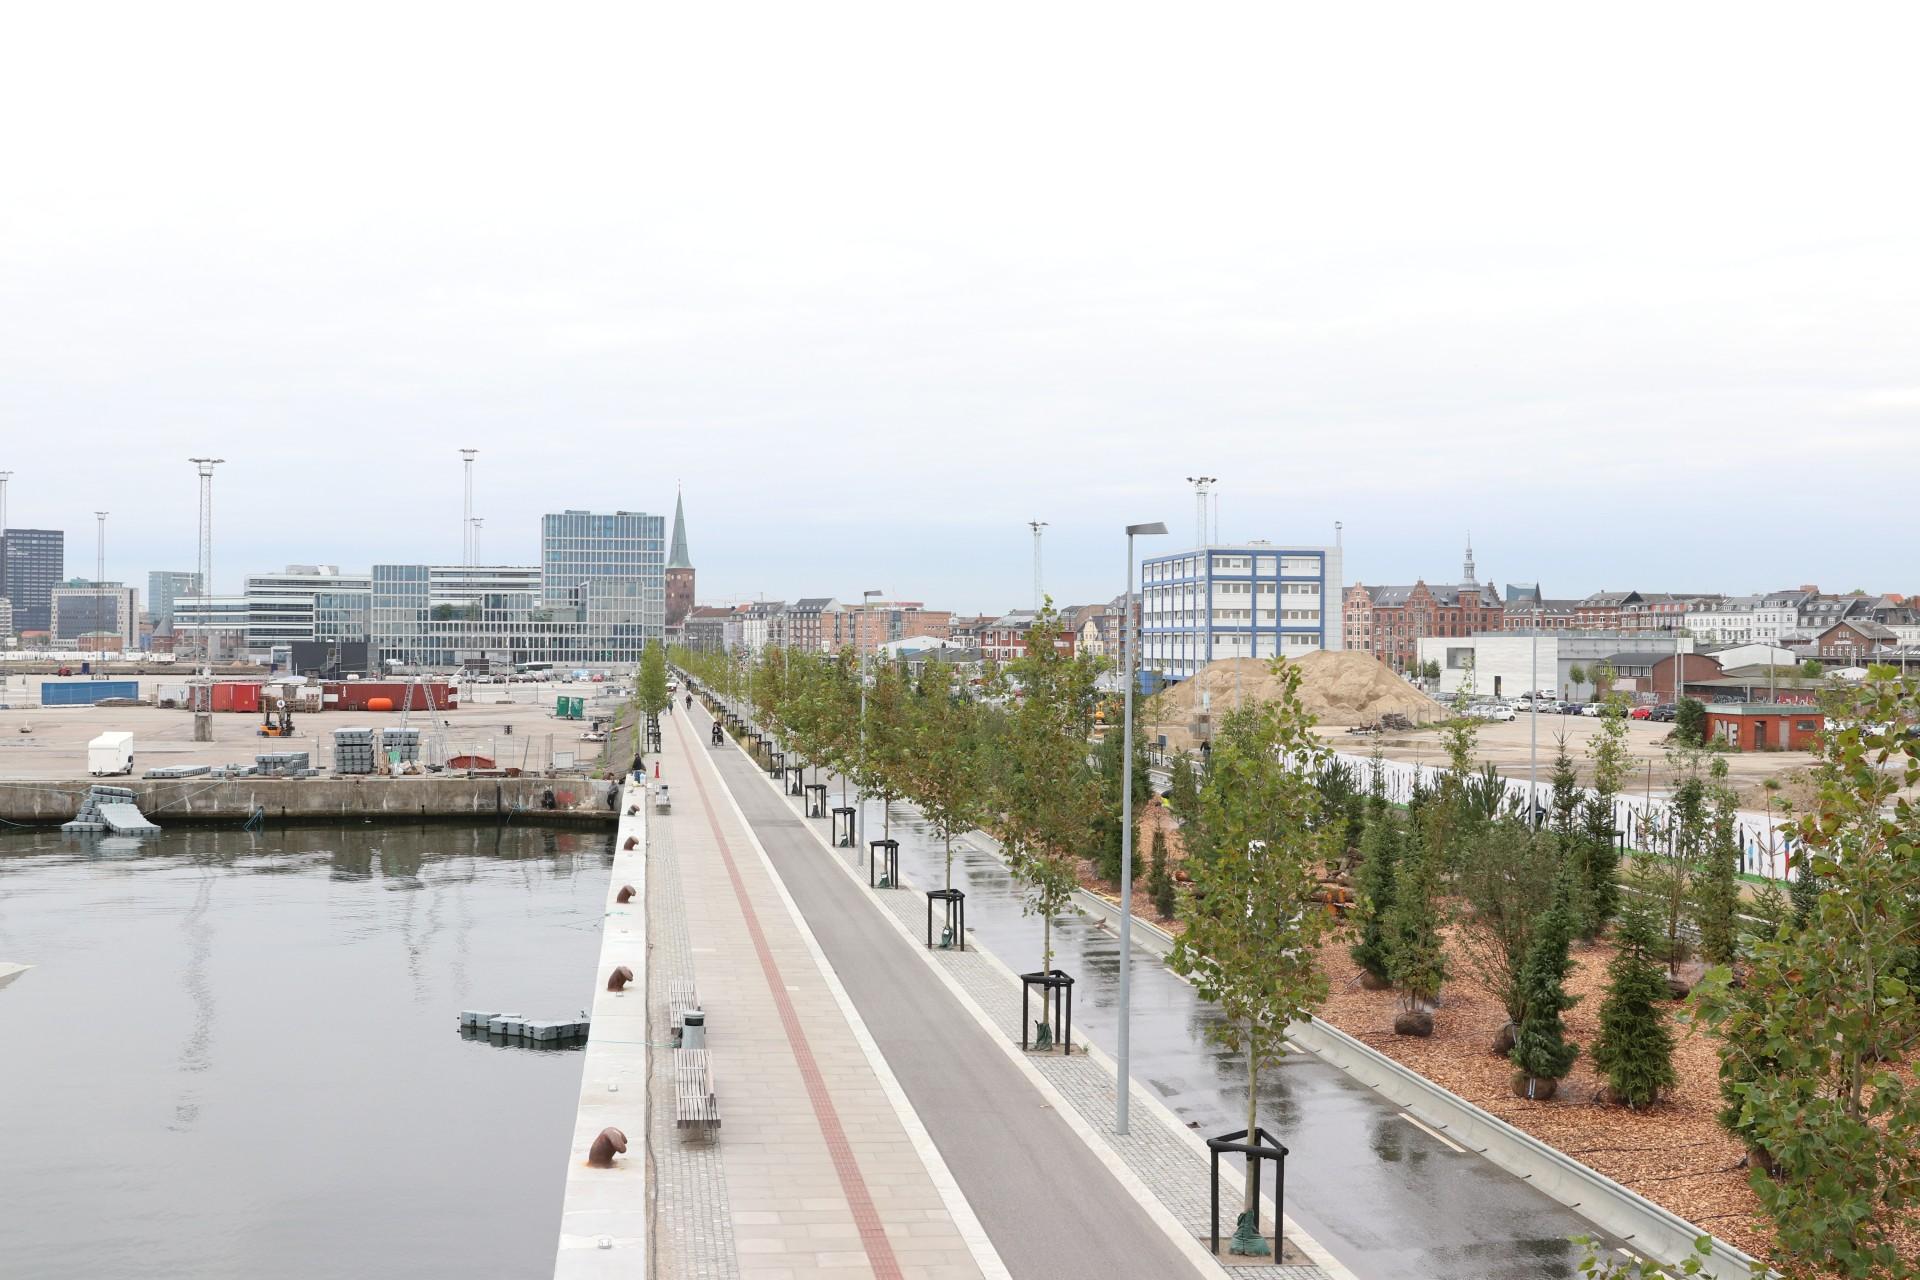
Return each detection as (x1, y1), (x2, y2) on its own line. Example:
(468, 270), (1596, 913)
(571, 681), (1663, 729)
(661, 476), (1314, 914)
(1591, 892), (1676, 1107)
(1349, 807), (1399, 986)
(1168, 750), (1199, 817)
(1509, 882), (1579, 1097)
(1693, 780), (1742, 968)
(1147, 827), (1176, 921)
(1385, 820), (1446, 1033)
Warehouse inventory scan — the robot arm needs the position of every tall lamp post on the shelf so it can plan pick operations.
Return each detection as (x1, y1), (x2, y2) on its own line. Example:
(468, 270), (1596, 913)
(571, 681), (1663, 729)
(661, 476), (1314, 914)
(856, 588), (884, 865)
(1116, 520), (1167, 1135)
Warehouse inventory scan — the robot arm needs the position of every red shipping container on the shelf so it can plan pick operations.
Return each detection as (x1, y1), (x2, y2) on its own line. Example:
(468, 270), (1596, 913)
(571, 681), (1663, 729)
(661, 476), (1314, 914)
(334, 681), (457, 712)
(211, 682), (262, 713)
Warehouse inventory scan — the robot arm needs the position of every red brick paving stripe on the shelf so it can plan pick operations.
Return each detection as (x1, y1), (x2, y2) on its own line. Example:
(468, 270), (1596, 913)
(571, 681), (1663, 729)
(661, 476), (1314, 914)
(672, 713), (906, 1280)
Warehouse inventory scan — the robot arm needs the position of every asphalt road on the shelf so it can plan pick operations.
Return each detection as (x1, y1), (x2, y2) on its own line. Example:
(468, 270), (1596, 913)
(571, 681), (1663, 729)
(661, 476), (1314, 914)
(687, 708), (1199, 1280)
(690, 698), (1629, 1280)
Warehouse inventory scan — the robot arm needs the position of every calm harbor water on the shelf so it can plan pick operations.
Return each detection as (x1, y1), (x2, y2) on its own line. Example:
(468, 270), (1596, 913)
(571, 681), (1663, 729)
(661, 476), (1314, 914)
(0, 822), (610, 1280)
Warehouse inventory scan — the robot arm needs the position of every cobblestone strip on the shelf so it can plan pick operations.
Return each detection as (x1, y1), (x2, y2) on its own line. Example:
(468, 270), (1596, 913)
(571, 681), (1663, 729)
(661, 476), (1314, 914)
(648, 798), (740, 1280)
(749, 757), (1334, 1280)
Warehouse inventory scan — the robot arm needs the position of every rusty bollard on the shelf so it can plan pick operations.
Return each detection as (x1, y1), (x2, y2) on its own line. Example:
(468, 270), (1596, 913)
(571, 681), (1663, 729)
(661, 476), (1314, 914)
(607, 966), (633, 993)
(616, 885), (636, 904)
(587, 1127), (627, 1168)
(622, 835), (638, 851)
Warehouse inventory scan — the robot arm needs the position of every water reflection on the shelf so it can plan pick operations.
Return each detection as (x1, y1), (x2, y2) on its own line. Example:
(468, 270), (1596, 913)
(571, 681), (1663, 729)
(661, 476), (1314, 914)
(0, 822), (609, 1280)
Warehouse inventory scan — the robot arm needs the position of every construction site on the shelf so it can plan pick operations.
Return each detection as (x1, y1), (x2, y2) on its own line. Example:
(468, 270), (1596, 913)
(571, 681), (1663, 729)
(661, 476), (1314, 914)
(0, 673), (635, 824)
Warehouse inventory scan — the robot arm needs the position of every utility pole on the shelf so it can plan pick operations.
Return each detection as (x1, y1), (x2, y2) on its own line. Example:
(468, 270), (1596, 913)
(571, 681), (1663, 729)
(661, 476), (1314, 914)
(190, 458), (223, 738)
(460, 449), (478, 567)
(94, 512), (108, 659)
(470, 517), (484, 567)
(1028, 521), (1047, 611)
(1115, 520), (1167, 1135)
(0, 470), (13, 607)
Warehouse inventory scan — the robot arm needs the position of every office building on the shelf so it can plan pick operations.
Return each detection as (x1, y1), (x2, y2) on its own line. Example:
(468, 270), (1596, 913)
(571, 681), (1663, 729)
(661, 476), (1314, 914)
(50, 582), (139, 650)
(1, 528), (63, 633)
(541, 509), (666, 643)
(147, 570), (203, 628)
(1140, 541), (1342, 682)
(369, 561), (648, 669)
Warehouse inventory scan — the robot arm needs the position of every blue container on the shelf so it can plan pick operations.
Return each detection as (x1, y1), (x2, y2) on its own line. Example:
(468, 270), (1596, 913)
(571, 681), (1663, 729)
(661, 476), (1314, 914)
(41, 680), (140, 706)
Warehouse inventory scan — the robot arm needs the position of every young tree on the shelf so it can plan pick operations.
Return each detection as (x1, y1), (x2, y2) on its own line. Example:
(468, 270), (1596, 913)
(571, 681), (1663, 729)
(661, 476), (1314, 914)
(1168, 663), (1336, 1257)
(901, 670), (985, 891)
(1693, 773), (1743, 969)
(1579, 692), (1632, 937)
(1454, 817), (1561, 1052)
(637, 640), (670, 721)
(1673, 696), (1708, 747)
(1168, 751), (1198, 816)
(1591, 890), (1676, 1108)
(1349, 805), (1400, 989)
(1090, 696), (1150, 884)
(1147, 827), (1176, 921)
(1509, 883), (1579, 1099)
(997, 602), (1104, 1039)
(1568, 662), (1588, 693)
(1421, 657), (1441, 684)
(1386, 817), (1447, 1035)
(856, 657), (915, 852)
(1639, 743), (1721, 988)
(1690, 680), (1920, 1278)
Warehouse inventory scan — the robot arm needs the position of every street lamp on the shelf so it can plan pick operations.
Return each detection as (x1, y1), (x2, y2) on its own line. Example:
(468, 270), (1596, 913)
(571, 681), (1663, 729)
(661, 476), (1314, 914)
(856, 588), (884, 865)
(1117, 520), (1167, 1136)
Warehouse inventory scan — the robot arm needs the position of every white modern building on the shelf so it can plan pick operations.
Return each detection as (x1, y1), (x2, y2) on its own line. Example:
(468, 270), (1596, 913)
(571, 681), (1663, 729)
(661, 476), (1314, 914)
(1417, 630), (1696, 701)
(1139, 541), (1342, 683)
(50, 583), (139, 650)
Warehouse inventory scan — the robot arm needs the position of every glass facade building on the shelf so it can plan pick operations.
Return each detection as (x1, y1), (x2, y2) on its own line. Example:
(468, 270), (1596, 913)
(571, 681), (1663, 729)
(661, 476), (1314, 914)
(1, 528), (64, 633)
(147, 570), (203, 628)
(540, 510), (665, 639)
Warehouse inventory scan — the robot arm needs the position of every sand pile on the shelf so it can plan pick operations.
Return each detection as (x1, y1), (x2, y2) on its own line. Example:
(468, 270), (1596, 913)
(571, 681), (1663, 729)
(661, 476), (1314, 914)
(1147, 653), (1447, 745)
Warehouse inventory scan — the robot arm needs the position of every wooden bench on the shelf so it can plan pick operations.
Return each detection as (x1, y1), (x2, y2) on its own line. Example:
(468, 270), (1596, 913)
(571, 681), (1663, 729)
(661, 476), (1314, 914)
(674, 1048), (720, 1130)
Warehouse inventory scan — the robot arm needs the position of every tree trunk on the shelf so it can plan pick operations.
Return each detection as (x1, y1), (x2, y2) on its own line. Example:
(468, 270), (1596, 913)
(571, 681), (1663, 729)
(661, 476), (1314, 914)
(944, 836), (953, 891)
(1244, 1026), (1260, 1217)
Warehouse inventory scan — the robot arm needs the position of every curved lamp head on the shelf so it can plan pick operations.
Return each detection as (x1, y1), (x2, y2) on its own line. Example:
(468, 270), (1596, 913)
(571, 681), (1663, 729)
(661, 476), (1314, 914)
(1126, 522), (1168, 537)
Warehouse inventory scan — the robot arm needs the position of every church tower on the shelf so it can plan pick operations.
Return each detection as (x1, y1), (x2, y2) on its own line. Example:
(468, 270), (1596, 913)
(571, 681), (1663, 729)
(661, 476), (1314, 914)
(665, 488), (695, 631)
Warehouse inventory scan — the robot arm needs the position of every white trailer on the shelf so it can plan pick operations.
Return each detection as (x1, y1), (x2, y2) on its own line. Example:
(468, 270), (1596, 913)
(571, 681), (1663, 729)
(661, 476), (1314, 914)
(87, 731), (134, 776)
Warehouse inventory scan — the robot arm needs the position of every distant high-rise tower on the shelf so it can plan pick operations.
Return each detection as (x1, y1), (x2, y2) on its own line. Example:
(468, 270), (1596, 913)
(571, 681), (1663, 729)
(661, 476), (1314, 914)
(665, 488), (695, 631)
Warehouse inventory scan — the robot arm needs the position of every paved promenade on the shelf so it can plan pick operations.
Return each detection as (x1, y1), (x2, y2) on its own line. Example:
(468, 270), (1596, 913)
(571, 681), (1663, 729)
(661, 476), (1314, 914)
(650, 707), (999, 1279)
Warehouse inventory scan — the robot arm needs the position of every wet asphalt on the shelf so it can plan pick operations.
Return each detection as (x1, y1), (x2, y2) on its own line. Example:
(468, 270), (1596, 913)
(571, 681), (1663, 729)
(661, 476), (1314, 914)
(702, 708), (1625, 1280)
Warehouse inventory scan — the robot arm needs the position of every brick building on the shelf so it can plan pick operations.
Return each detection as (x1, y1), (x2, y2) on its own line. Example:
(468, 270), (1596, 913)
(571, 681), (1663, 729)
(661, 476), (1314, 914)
(1705, 704), (1825, 752)
(1345, 556), (1504, 674)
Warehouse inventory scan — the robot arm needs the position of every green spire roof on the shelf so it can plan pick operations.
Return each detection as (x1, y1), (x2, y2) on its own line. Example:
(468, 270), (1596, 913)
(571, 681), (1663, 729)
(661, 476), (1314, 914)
(667, 489), (692, 569)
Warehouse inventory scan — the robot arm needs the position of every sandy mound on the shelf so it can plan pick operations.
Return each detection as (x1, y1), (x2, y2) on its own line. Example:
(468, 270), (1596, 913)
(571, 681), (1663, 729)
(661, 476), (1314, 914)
(1147, 653), (1447, 746)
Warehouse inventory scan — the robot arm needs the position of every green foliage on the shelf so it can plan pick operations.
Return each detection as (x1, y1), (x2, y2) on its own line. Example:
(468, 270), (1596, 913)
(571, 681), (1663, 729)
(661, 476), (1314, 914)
(900, 666), (986, 890)
(1591, 891), (1676, 1107)
(996, 601), (1105, 973)
(1090, 700), (1150, 884)
(1578, 696), (1633, 936)
(1148, 827), (1175, 921)
(1168, 751), (1198, 816)
(1313, 758), (1367, 857)
(1349, 806), (1400, 985)
(1509, 883), (1579, 1087)
(1673, 696), (1708, 747)
(1422, 658), (1441, 683)
(1568, 662), (1588, 688)
(1571, 1233), (1730, 1278)
(1687, 677), (1920, 1278)
(1454, 818), (1562, 1026)
(637, 640), (671, 720)
(1693, 773), (1742, 968)
(1168, 660), (1335, 1209)
(1639, 744), (1720, 974)
(1385, 820), (1448, 1013)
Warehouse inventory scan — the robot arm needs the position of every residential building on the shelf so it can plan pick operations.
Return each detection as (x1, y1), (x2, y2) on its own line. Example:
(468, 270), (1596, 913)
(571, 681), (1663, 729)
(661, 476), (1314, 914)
(147, 570), (202, 629)
(1619, 592), (1719, 633)
(540, 509), (667, 644)
(1593, 651), (1726, 701)
(1573, 590), (1642, 630)
(740, 600), (786, 654)
(665, 491), (695, 631)
(0, 528), (63, 633)
(1064, 604), (1109, 658)
(780, 598), (842, 652)
(683, 605), (741, 653)
(1415, 630), (1696, 701)
(1810, 618), (1897, 659)
(1143, 541), (1341, 682)
(834, 601), (954, 655)
(1345, 543), (1496, 674)
(1498, 598), (1580, 631)
(980, 610), (1081, 664)
(1686, 590), (1814, 645)
(947, 615), (994, 647)
(50, 582), (139, 650)
(1795, 592), (1874, 642)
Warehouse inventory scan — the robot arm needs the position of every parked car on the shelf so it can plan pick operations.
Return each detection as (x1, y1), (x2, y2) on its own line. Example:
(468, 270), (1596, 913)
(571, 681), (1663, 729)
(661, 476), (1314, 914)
(1649, 704), (1677, 722)
(1628, 706), (1653, 720)
(1581, 703), (1606, 716)
(1480, 704), (1517, 722)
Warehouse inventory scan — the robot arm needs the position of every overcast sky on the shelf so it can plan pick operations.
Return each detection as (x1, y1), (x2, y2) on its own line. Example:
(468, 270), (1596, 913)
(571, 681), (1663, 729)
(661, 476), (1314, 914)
(3, 3), (1917, 614)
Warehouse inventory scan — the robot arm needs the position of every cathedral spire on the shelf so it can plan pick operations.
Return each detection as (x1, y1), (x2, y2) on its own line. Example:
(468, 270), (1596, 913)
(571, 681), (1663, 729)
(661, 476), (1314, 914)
(1462, 531), (1475, 584)
(667, 486), (692, 569)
